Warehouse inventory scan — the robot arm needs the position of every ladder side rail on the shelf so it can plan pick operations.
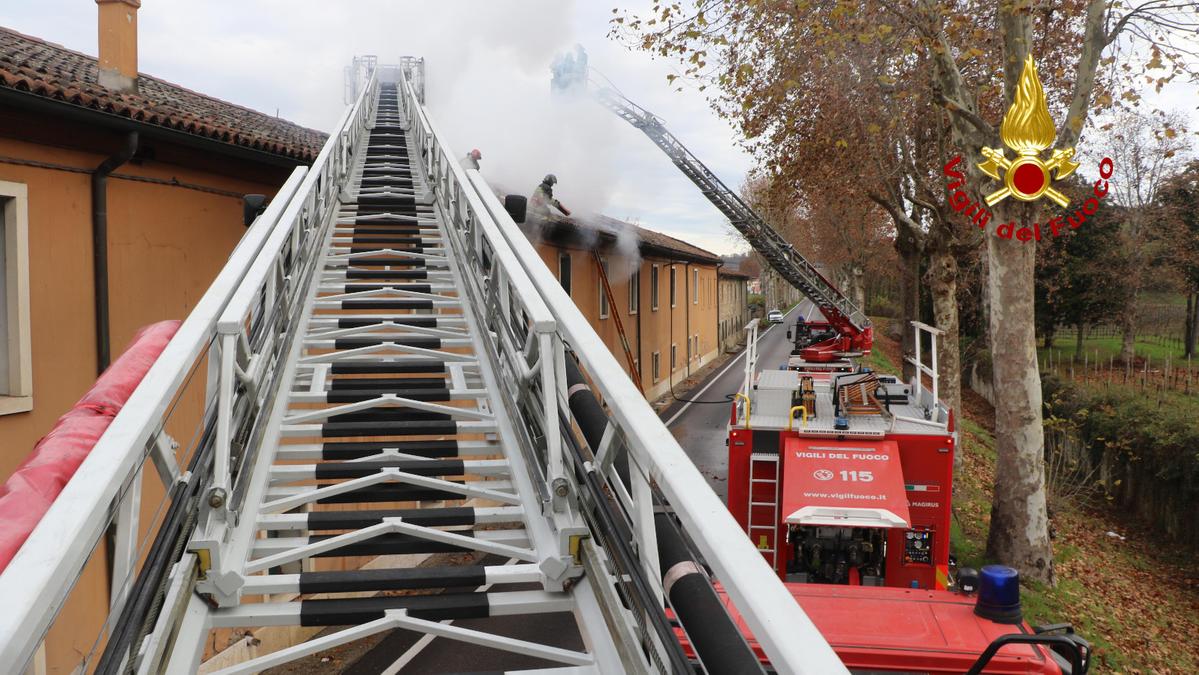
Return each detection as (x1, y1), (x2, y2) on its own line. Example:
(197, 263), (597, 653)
(466, 174), (849, 675)
(0, 166), (309, 671)
(195, 73), (379, 589)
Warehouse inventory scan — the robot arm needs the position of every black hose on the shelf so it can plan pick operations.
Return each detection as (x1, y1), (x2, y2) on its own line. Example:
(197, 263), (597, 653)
(656, 512), (764, 675)
(562, 354), (764, 674)
(95, 412), (216, 675)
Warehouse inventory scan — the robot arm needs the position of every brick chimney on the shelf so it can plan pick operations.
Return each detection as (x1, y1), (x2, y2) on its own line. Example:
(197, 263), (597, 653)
(96, 0), (140, 93)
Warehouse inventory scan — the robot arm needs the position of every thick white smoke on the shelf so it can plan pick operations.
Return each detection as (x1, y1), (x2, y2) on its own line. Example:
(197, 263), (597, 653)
(419, 6), (625, 217)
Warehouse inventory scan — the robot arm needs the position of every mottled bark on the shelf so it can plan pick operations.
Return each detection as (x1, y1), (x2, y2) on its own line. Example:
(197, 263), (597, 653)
(1186, 294), (1198, 359)
(897, 244), (921, 381)
(850, 264), (866, 316)
(927, 246), (961, 417)
(1120, 300), (1137, 365)
(984, 205), (1054, 585)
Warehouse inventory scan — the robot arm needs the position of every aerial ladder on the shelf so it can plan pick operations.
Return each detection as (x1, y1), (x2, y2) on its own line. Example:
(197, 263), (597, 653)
(0, 58), (845, 674)
(551, 49), (872, 362)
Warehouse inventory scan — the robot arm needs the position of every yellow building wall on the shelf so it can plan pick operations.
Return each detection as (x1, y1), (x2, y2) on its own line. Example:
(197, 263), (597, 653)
(533, 241), (719, 402)
(0, 129), (293, 673)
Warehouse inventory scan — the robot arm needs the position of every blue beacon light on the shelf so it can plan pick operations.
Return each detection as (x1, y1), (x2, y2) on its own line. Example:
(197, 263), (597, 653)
(973, 565), (1023, 624)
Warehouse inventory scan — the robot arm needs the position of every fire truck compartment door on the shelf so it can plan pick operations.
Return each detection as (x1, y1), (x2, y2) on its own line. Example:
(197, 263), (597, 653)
(782, 437), (911, 528)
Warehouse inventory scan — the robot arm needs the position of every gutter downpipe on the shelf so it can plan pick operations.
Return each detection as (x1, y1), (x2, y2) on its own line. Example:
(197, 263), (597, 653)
(716, 260), (724, 352)
(92, 131), (139, 374)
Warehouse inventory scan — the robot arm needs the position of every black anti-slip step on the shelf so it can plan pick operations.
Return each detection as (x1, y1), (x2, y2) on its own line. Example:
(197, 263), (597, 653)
(327, 409), (450, 423)
(343, 237), (428, 246)
(299, 591), (491, 626)
(332, 337), (441, 350)
(361, 167), (415, 177)
(326, 388), (451, 404)
(340, 300), (435, 311)
(335, 257), (426, 267)
(341, 227), (428, 235)
(320, 439), (459, 459)
(315, 484), (465, 504)
(360, 177), (415, 188)
(330, 377), (447, 389)
(344, 269), (429, 280)
(306, 506), (478, 531)
(313, 459), (464, 480)
(306, 533), (469, 558)
(321, 419), (458, 437)
(330, 363), (447, 376)
(335, 316), (438, 328)
(335, 282), (434, 293)
(358, 195), (417, 206)
(314, 461), (464, 484)
(297, 563), (489, 594)
(346, 245), (427, 255)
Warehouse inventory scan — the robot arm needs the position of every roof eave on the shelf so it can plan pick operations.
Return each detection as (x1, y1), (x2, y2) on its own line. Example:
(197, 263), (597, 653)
(0, 86), (312, 168)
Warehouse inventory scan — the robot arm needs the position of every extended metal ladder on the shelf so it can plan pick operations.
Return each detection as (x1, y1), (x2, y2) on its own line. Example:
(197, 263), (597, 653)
(589, 87), (869, 336)
(0, 59), (847, 675)
(166, 79), (617, 674)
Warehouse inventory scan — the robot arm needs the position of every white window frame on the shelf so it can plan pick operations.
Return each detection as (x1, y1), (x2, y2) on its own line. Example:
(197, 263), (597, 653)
(650, 265), (660, 311)
(0, 180), (32, 415)
(652, 351), (660, 383)
(670, 266), (677, 308)
(693, 268), (699, 304)
(671, 343), (677, 371)
(598, 257), (610, 320)
(628, 268), (639, 315)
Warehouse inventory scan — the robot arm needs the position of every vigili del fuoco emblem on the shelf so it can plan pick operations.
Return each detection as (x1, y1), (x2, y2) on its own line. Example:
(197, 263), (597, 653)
(978, 54), (1080, 208)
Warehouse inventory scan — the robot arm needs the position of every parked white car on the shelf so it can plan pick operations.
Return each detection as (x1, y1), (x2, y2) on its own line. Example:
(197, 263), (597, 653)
(767, 309), (785, 324)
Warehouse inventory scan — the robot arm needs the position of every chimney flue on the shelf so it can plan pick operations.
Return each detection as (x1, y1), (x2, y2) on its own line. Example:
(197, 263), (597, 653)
(96, 0), (140, 93)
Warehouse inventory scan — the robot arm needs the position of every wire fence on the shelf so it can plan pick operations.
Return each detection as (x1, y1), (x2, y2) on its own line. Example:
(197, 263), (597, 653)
(1041, 345), (1199, 395)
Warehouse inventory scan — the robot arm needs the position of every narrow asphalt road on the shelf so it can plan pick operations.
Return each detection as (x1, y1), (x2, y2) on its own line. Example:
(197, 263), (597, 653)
(658, 299), (824, 500)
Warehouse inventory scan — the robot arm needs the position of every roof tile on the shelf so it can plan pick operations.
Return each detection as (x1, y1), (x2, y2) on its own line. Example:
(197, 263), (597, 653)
(0, 26), (326, 162)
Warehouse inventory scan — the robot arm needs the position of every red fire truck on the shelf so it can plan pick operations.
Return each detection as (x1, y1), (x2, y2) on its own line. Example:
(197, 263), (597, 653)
(716, 319), (1090, 674)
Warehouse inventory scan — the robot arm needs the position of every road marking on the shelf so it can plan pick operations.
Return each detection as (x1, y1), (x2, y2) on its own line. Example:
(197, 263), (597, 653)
(663, 302), (807, 428)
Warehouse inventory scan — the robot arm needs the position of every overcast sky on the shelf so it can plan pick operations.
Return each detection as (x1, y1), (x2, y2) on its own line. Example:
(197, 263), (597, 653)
(2, 2), (1194, 255)
(1, 0), (756, 255)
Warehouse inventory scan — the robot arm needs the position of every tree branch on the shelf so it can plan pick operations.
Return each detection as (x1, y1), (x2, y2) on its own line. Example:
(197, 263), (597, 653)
(1059, 0), (1108, 149)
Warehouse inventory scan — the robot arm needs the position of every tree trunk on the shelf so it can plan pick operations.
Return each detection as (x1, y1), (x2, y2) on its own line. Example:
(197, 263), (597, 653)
(895, 231), (922, 381)
(1186, 293), (1197, 359)
(850, 264), (866, 316)
(1043, 327), (1054, 349)
(984, 209), (1054, 585)
(1120, 293), (1137, 365)
(927, 246), (961, 418)
(1074, 323), (1086, 358)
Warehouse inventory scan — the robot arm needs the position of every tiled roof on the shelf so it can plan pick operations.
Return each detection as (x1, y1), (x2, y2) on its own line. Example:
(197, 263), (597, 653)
(0, 26), (326, 162)
(584, 214), (721, 263)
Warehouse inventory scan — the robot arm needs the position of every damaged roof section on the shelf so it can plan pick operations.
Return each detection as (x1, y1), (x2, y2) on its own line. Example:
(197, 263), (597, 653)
(0, 26), (326, 162)
(528, 212), (721, 264)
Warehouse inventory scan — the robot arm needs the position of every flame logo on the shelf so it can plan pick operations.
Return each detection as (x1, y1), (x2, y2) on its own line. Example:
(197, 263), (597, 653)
(977, 54), (1079, 208)
(1000, 56), (1056, 155)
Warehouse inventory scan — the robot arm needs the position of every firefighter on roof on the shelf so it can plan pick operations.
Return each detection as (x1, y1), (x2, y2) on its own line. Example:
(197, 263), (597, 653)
(530, 173), (571, 218)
